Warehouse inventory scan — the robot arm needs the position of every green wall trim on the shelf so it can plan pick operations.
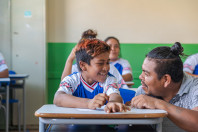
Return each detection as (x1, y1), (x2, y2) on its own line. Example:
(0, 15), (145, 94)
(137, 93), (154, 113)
(47, 43), (198, 103)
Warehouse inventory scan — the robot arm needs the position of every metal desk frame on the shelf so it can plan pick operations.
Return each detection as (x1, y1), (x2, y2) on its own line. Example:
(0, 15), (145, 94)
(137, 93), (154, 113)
(9, 74), (29, 132)
(0, 78), (10, 132)
(35, 104), (167, 132)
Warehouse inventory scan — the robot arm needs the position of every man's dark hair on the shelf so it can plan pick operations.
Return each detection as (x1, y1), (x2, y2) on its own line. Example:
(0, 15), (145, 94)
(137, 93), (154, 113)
(146, 42), (184, 82)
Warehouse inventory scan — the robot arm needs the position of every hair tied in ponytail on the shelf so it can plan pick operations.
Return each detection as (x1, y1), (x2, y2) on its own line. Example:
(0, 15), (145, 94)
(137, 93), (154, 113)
(170, 42), (184, 56)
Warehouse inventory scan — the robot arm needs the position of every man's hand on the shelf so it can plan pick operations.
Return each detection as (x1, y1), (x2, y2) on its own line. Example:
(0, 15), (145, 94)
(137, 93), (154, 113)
(87, 93), (109, 109)
(104, 102), (131, 113)
(131, 94), (159, 109)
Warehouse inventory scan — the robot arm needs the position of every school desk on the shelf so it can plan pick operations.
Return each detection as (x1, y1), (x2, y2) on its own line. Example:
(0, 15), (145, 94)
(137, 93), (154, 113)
(35, 104), (167, 132)
(0, 78), (10, 132)
(125, 81), (135, 88)
(9, 74), (29, 132)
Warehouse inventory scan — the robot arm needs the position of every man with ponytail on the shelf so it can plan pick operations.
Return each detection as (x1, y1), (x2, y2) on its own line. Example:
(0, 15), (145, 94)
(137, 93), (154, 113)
(129, 42), (198, 132)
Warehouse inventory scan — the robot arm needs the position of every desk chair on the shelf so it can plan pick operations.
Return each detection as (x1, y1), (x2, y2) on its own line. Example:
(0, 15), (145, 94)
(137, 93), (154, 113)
(1, 99), (21, 132)
(0, 94), (6, 122)
(125, 81), (135, 88)
(119, 88), (136, 104)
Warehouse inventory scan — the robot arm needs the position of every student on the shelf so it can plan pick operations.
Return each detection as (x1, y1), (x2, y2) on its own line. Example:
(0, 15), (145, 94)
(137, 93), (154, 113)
(61, 29), (97, 80)
(61, 29), (129, 89)
(0, 52), (9, 78)
(105, 36), (133, 82)
(54, 38), (129, 113)
(128, 42), (198, 131)
(183, 53), (198, 75)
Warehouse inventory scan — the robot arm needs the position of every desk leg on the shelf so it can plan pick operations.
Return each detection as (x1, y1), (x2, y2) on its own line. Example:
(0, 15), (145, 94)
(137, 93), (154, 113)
(156, 122), (162, 132)
(39, 118), (45, 132)
(6, 85), (9, 132)
(23, 79), (26, 132)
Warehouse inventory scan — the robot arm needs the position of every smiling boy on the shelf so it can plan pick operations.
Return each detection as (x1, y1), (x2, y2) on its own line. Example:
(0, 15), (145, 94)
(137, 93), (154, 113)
(54, 38), (128, 113)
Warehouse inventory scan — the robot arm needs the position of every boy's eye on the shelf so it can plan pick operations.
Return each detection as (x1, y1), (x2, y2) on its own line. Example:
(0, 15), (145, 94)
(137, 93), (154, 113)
(97, 63), (104, 65)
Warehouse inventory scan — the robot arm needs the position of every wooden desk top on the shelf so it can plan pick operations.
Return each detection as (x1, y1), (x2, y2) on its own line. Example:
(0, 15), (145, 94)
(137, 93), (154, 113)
(35, 104), (167, 119)
(125, 81), (135, 85)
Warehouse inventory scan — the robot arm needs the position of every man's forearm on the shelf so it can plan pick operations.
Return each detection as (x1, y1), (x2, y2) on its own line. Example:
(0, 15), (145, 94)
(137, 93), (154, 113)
(157, 100), (198, 132)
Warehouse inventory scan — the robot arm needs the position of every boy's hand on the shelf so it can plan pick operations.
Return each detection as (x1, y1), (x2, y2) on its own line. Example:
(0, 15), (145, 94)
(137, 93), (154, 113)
(88, 93), (109, 109)
(104, 102), (131, 113)
(125, 101), (131, 106)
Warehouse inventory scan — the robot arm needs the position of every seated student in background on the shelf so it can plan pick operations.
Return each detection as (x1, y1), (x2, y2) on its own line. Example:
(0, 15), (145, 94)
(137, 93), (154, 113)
(128, 42), (198, 132)
(0, 52), (9, 78)
(61, 29), (129, 89)
(54, 38), (129, 113)
(183, 53), (198, 75)
(104, 36), (133, 82)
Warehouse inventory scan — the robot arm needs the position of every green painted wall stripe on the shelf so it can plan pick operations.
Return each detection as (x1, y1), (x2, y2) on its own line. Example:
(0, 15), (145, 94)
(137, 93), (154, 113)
(47, 43), (198, 103)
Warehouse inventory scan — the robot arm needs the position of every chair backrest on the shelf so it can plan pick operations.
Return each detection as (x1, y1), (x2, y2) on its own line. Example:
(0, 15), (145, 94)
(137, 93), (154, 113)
(119, 88), (136, 104)
(9, 70), (16, 84)
(9, 70), (16, 74)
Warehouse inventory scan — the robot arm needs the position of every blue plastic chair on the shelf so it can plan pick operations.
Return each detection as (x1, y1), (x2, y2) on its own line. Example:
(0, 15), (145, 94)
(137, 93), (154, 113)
(119, 88), (136, 104)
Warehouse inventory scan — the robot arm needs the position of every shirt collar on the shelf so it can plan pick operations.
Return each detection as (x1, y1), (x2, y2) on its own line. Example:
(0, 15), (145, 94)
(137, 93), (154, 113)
(177, 72), (193, 96)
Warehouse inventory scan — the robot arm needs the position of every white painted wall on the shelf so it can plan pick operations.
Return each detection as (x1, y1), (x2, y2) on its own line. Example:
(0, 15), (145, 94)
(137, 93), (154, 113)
(48, 0), (198, 43)
(11, 0), (46, 125)
(0, 0), (11, 68)
(0, 0), (46, 125)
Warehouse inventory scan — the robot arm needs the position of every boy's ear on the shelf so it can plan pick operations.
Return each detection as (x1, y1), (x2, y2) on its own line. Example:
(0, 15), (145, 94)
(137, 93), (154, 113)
(79, 61), (87, 71)
(163, 74), (171, 87)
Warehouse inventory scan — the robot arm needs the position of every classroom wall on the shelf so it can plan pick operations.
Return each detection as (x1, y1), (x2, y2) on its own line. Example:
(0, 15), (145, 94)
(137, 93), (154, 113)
(0, 0), (11, 68)
(0, 0), (46, 125)
(47, 0), (198, 104)
(11, 0), (46, 125)
(47, 43), (198, 103)
(48, 0), (198, 43)
(47, 0), (198, 103)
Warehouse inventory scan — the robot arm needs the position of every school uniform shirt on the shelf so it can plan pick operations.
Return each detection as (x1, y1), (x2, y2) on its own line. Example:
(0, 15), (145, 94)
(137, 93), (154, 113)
(58, 72), (120, 99)
(71, 63), (129, 89)
(110, 58), (132, 76)
(0, 52), (8, 72)
(183, 53), (198, 75)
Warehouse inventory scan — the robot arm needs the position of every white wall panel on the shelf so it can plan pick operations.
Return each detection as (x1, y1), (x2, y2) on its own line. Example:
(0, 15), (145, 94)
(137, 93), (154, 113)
(0, 0), (11, 68)
(11, 0), (46, 124)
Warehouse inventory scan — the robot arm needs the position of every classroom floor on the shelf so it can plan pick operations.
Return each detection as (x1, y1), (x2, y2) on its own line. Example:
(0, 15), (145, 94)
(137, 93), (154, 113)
(46, 124), (156, 132)
(0, 125), (39, 132)
(0, 124), (156, 132)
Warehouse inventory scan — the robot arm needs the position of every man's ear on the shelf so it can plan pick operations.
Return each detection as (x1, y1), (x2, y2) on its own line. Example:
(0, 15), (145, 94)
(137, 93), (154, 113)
(163, 74), (171, 87)
(79, 61), (87, 71)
